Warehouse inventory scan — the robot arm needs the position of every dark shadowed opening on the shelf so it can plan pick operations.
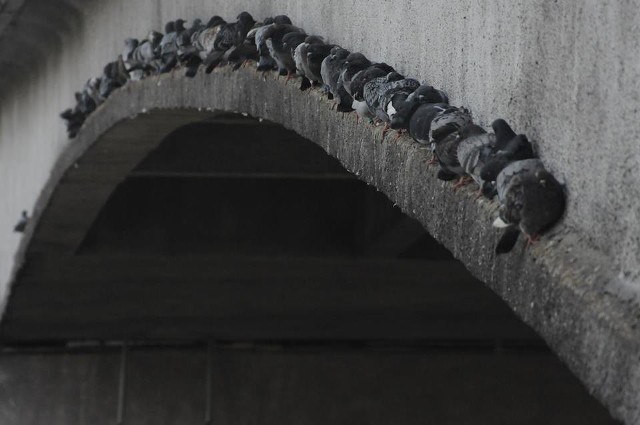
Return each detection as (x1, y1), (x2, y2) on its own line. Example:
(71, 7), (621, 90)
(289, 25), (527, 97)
(0, 115), (618, 424)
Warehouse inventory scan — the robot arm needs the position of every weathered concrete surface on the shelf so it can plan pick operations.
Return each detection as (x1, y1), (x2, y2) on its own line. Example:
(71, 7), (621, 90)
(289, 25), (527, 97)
(0, 347), (619, 425)
(3, 68), (637, 423)
(2, 0), (640, 293)
(0, 0), (639, 422)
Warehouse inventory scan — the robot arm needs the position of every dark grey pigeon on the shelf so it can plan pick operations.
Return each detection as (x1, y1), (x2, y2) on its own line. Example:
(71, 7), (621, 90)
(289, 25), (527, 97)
(190, 15), (227, 62)
(122, 38), (139, 76)
(457, 124), (496, 189)
(480, 119), (536, 197)
(429, 106), (473, 148)
(294, 36), (325, 90)
(253, 18), (277, 72)
(203, 12), (256, 73)
(13, 211), (28, 233)
(389, 84), (448, 131)
(129, 30), (163, 78)
(434, 123), (484, 182)
(226, 30), (260, 71)
(321, 47), (353, 111)
(159, 20), (183, 73)
(350, 63), (395, 122)
(401, 102), (449, 144)
(493, 159), (565, 253)
(264, 24), (305, 78)
(305, 42), (337, 86)
(339, 53), (371, 97)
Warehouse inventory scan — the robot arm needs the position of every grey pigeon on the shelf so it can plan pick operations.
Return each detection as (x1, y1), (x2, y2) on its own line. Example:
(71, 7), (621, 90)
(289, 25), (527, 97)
(350, 63), (395, 122)
(434, 123), (483, 181)
(252, 15), (294, 73)
(456, 124), (496, 189)
(305, 42), (337, 86)
(493, 159), (565, 253)
(13, 211), (28, 233)
(321, 47), (353, 111)
(429, 106), (473, 148)
(339, 53), (371, 97)
(264, 24), (305, 78)
(122, 38), (139, 76)
(294, 36), (325, 90)
(184, 15), (227, 76)
(480, 119), (536, 197)
(129, 30), (163, 78)
(159, 20), (184, 73)
(389, 84), (448, 131)
(203, 12), (257, 73)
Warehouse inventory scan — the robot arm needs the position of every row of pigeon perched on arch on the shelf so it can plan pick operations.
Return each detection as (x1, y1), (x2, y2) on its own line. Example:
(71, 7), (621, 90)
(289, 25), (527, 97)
(60, 11), (566, 254)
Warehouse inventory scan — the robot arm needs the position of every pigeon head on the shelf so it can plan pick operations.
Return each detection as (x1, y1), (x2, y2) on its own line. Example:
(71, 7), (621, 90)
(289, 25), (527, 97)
(174, 19), (186, 32)
(207, 16), (225, 27)
(305, 35), (325, 45)
(149, 31), (163, 45)
(344, 52), (369, 66)
(273, 15), (293, 25)
(190, 18), (202, 29)
(492, 118), (517, 148)
(262, 17), (275, 25)
(164, 21), (175, 33)
(237, 11), (256, 27)
(405, 84), (447, 104)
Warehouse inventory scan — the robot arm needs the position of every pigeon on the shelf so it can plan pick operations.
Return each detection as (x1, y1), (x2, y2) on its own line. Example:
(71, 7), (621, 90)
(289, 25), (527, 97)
(361, 73), (420, 137)
(479, 119), (536, 197)
(99, 57), (129, 99)
(379, 78), (421, 123)
(122, 38), (140, 76)
(253, 18), (278, 72)
(397, 102), (449, 145)
(159, 20), (183, 73)
(493, 159), (565, 253)
(304, 42), (338, 87)
(60, 108), (84, 138)
(350, 63), (396, 121)
(128, 30), (163, 78)
(264, 24), (305, 78)
(321, 47), (353, 111)
(339, 53), (371, 97)
(293, 36), (325, 90)
(429, 106), (473, 148)
(184, 16), (227, 76)
(389, 84), (448, 131)
(434, 123), (484, 181)
(13, 211), (28, 233)
(456, 124), (496, 189)
(203, 12), (257, 73)
(82, 77), (103, 106)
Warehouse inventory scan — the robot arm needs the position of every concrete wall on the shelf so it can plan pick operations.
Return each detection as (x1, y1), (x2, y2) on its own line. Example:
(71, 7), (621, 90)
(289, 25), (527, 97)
(0, 347), (618, 425)
(2, 0), (640, 308)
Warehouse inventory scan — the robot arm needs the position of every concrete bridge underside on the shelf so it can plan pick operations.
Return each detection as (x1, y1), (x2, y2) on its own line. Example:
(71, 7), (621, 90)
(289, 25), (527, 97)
(1, 0), (640, 423)
(0, 68), (632, 424)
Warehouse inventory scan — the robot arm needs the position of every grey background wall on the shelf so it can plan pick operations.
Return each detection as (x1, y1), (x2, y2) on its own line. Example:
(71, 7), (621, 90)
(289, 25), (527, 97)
(1, 0), (640, 308)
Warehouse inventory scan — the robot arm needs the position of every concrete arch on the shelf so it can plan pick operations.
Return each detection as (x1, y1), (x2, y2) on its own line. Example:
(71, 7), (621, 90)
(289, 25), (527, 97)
(2, 68), (638, 423)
